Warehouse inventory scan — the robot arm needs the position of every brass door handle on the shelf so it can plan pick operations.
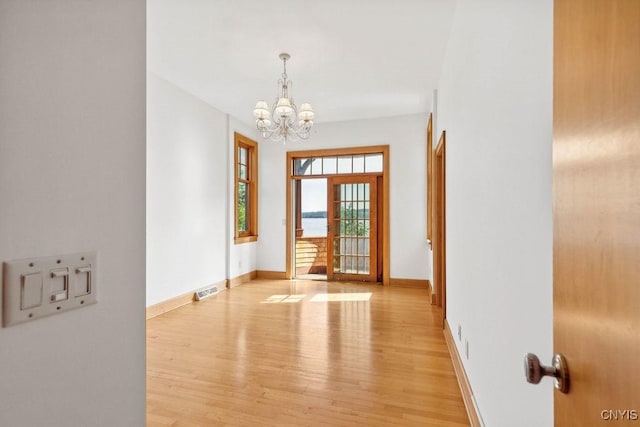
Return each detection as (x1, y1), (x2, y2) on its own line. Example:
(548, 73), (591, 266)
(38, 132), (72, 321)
(524, 353), (570, 394)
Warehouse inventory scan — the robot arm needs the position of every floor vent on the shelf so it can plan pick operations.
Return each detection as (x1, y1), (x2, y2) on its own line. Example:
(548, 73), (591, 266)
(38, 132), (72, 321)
(194, 286), (219, 301)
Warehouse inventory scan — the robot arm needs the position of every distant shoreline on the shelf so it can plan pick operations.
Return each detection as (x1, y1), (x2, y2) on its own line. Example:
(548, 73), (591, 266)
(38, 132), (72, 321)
(302, 211), (327, 219)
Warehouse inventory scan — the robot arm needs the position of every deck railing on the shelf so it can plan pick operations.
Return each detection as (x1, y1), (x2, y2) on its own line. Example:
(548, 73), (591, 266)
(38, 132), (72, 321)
(295, 237), (327, 275)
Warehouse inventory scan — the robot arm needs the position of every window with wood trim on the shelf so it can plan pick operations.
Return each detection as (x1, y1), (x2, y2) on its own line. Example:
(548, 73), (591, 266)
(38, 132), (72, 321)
(234, 133), (258, 244)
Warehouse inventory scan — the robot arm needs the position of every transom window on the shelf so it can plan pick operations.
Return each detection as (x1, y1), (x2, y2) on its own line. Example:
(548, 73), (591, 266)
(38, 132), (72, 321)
(292, 153), (383, 177)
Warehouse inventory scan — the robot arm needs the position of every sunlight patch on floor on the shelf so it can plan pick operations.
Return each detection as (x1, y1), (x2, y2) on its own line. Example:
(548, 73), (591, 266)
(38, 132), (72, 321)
(260, 292), (372, 304)
(261, 294), (307, 304)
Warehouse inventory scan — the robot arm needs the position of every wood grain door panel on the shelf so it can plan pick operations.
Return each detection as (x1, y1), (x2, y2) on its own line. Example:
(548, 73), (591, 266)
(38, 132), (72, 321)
(554, 0), (640, 424)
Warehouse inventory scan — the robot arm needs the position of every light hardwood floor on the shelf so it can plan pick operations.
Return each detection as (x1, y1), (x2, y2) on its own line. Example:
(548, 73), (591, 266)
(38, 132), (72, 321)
(147, 279), (469, 426)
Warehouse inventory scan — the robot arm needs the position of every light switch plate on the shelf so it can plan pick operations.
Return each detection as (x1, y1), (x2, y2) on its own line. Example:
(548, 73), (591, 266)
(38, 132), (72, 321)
(2, 252), (98, 327)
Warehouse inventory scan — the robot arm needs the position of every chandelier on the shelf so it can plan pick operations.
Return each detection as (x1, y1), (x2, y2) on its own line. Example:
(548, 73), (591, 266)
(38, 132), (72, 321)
(253, 53), (314, 143)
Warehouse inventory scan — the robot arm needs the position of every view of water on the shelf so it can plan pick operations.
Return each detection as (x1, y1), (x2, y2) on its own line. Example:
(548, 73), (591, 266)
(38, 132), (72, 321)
(301, 217), (327, 237)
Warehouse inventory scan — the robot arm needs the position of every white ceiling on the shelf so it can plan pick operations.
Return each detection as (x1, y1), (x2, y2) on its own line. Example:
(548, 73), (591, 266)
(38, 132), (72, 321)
(148, 0), (456, 125)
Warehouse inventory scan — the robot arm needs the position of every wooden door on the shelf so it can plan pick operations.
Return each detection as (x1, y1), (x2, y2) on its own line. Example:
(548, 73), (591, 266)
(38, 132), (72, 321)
(433, 132), (446, 324)
(327, 176), (378, 282)
(554, 0), (640, 424)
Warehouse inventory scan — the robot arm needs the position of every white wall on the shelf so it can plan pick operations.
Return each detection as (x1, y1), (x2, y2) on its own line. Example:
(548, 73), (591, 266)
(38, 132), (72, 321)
(257, 114), (431, 281)
(0, 2), (146, 426)
(436, 1), (553, 425)
(147, 74), (258, 306)
(147, 73), (228, 305)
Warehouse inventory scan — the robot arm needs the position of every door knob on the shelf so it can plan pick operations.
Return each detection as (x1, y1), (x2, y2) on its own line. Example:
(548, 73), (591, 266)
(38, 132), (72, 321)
(524, 353), (570, 394)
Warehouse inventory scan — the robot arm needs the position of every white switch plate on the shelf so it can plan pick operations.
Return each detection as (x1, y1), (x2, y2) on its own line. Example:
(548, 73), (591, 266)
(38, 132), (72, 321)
(2, 252), (98, 327)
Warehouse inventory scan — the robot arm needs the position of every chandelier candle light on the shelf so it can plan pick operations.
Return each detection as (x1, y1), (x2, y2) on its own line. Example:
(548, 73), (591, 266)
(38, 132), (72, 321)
(253, 53), (314, 143)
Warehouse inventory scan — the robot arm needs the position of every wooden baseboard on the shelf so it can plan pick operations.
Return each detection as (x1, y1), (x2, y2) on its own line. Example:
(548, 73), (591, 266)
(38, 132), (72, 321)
(388, 277), (430, 289)
(256, 270), (287, 280)
(227, 270), (288, 288)
(226, 271), (257, 288)
(146, 281), (227, 319)
(444, 320), (483, 427)
(146, 291), (194, 320)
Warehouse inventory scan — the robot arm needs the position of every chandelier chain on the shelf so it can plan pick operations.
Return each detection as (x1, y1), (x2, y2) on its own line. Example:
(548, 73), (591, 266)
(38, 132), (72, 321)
(282, 56), (288, 80)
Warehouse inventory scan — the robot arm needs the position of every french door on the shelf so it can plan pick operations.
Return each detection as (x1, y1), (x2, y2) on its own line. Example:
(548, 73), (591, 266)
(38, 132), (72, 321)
(326, 176), (377, 282)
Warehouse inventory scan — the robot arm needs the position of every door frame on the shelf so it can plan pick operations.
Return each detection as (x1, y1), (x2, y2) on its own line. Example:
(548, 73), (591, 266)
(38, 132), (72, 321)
(285, 145), (390, 285)
(433, 132), (446, 325)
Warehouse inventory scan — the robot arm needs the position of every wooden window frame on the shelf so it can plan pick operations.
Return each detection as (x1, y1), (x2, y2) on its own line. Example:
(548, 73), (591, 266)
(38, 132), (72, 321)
(234, 133), (258, 244)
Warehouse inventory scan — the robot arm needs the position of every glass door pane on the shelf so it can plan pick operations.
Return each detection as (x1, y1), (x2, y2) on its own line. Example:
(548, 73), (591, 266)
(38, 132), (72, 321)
(327, 176), (377, 282)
